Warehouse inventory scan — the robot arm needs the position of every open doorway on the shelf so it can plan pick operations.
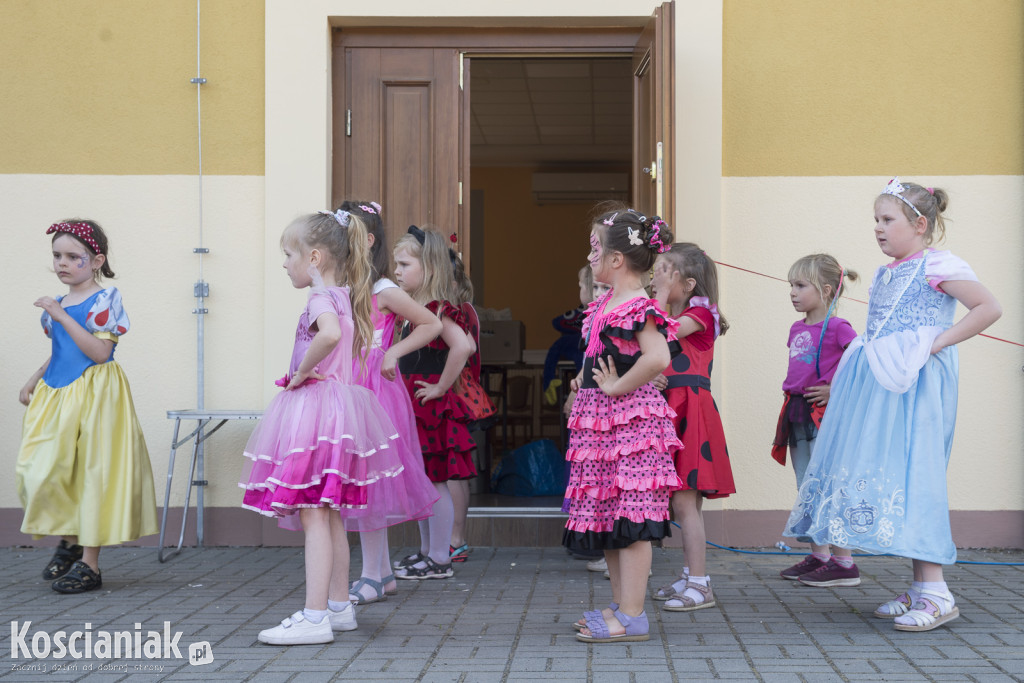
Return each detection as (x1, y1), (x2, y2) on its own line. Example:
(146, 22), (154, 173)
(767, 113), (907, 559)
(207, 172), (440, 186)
(468, 57), (632, 493)
(331, 8), (674, 525)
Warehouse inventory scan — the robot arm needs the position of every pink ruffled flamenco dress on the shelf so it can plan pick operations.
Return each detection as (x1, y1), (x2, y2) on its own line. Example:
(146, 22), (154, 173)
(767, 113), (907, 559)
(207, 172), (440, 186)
(239, 286), (402, 530)
(563, 293), (684, 550)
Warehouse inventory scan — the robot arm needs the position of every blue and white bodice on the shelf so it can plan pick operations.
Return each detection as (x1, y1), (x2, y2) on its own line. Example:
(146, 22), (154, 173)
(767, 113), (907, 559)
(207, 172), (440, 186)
(864, 250), (962, 341)
(844, 250), (976, 393)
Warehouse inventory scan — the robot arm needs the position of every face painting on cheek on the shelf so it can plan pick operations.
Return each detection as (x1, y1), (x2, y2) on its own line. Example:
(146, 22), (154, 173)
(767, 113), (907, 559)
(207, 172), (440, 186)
(75, 254), (89, 269)
(588, 233), (602, 268)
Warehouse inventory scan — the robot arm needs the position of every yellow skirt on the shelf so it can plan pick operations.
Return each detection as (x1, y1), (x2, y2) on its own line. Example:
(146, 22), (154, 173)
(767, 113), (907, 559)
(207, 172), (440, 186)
(16, 362), (158, 547)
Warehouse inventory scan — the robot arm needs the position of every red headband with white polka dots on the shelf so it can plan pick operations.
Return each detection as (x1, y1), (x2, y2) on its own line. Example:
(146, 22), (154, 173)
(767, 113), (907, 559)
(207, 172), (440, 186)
(46, 222), (102, 254)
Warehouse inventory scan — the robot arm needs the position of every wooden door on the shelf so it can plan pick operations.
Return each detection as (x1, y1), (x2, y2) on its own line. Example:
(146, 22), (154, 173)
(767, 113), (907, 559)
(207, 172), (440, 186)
(632, 2), (675, 225)
(333, 46), (462, 255)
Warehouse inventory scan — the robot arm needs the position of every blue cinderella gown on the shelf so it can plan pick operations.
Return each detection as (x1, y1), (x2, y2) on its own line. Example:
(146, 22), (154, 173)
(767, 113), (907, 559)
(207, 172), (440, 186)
(783, 249), (977, 565)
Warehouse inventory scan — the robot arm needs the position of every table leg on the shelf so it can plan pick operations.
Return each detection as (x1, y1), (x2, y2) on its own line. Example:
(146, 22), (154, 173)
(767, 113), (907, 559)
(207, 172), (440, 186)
(158, 419), (183, 563)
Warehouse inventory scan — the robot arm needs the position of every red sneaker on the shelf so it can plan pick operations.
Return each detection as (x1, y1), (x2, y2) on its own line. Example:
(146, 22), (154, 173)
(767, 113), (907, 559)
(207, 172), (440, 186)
(797, 558), (861, 587)
(779, 555), (827, 580)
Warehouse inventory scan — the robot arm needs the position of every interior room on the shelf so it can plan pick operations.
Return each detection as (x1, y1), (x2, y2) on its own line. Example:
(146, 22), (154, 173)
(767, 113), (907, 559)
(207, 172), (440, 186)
(467, 56), (633, 503)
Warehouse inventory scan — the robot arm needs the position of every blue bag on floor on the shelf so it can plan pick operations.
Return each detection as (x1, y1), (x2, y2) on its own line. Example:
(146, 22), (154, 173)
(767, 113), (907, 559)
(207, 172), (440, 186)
(491, 439), (567, 497)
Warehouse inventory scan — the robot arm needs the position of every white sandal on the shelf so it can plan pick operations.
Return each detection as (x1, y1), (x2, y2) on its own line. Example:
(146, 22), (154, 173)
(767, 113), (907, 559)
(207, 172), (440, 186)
(663, 581), (716, 612)
(873, 591), (913, 619)
(893, 591), (959, 632)
(653, 575), (688, 601)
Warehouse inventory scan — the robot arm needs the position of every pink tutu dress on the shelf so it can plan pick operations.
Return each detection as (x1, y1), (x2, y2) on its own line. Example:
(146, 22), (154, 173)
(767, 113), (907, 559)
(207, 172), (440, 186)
(240, 286), (402, 530)
(345, 279), (439, 531)
(563, 292), (684, 550)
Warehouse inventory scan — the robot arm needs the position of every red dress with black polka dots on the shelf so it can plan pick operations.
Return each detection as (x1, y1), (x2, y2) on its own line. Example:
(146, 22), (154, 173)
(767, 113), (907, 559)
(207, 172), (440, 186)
(398, 300), (478, 482)
(562, 293), (684, 550)
(663, 303), (735, 498)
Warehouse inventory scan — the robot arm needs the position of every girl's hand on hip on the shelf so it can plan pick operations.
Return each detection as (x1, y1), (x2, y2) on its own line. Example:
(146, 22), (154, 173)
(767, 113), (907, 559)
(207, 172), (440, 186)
(803, 383), (831, 406)
(413, 380), (445, 404)
(286, 369), (324, 390)
(19, 383), (34, 406)
(652, 373), (668, 391)
(380, 349), (399, 381)
(592, 355), (622, 396)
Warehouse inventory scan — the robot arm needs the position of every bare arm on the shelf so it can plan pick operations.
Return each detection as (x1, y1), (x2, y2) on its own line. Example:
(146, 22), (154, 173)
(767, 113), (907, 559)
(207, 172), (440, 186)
(20, 357), (51, 405)
(35, 297), (114, 365)
(377, 287), (443, 380)
(931, 280), (1002, 353)
(592, 318), (671, 398)
(413, 316), (473, 404)
(287, 312), (342, 389)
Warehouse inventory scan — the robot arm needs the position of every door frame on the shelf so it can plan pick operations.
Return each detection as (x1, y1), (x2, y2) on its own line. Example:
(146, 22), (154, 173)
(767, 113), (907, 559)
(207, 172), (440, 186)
(332, 17), (675, 274)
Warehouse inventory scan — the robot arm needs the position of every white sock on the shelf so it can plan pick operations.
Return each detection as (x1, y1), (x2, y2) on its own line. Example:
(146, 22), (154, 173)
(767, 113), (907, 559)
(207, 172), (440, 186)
(303, 608), (327, 624)
(811, 552), (830, 563)
(682, 575), (710, 604)
(918, 581), (954, 610)
(328, 599), (349, 612)
(681, 566), (690, 579)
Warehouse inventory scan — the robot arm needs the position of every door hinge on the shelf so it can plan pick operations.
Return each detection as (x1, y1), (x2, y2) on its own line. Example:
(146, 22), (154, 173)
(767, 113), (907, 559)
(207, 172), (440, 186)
(459, 53), (465, 90)
(345, 109), (352, 137)
(458, 181), (463, 205)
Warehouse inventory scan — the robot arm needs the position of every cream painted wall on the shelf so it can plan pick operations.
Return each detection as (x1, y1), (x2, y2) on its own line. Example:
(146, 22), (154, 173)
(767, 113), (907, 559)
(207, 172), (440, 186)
(1, 175), (265, 510)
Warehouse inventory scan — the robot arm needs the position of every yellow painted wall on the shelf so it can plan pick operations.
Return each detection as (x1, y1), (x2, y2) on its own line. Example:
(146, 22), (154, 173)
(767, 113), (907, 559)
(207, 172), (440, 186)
(723, 0), (1024, 176)
(0, 0), (264, 175)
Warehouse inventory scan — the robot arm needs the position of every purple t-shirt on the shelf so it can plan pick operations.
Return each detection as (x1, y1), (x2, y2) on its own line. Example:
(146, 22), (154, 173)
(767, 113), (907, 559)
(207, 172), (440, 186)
(782, 317), (857, 393)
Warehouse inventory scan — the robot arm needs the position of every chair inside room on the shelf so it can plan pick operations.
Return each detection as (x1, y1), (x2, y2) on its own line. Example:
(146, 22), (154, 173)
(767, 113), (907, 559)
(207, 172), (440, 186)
(504, 375), (534, 450)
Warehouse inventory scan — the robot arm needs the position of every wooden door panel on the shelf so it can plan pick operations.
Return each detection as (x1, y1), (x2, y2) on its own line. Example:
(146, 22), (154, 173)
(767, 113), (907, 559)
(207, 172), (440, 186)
(383, 83), (431, 244)
(335, 46), (461, 254)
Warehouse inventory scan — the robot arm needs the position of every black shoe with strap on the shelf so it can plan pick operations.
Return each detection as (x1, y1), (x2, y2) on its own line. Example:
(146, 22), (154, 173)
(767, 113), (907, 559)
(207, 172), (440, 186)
(52, 560), (102, 594)
(42, 540), (83, 580)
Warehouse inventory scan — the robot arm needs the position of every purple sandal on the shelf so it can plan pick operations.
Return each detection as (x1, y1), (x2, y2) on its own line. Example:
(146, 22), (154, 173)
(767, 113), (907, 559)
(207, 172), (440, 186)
(575, 609), (649, 643)
(572, 603), (618, 632)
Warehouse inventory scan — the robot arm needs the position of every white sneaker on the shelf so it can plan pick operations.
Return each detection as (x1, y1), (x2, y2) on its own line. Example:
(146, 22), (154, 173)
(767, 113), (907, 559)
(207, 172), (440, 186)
(586, 557), (607, 572)
(258, 611), (334, 645)
(328, 602), (358, 631)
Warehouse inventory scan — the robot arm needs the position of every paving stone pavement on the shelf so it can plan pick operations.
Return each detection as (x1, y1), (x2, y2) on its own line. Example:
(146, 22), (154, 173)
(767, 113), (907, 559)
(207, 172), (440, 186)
(2, 545), (1022, 682)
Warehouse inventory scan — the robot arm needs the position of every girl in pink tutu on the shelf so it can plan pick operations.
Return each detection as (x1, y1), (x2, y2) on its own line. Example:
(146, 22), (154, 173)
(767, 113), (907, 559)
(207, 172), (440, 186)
(567, 209), (683, 643)
(240, 209), (402, 646)
(334, 201), (442, 605)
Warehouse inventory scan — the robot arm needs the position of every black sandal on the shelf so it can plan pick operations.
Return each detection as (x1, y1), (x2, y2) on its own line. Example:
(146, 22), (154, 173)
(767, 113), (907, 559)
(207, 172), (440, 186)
(396, 557), (453, 580)
(392, 552), (427, 570)
(42, 540), (83, 580)
(52, 561), (102, 594)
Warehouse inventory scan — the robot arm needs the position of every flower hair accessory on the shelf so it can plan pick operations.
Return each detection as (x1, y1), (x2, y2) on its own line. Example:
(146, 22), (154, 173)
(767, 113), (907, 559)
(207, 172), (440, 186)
(602, 212), (618, 226)
(370, 201), (382, 212)
(46, 222), (102, 254)
(318, 209), (352, 226)
(882, 177), (923, 218)
(358, 204), (377, 215)
(407, 225), (426, 245)
(627, 225), (643, 246)
(649, 219), (671, 253)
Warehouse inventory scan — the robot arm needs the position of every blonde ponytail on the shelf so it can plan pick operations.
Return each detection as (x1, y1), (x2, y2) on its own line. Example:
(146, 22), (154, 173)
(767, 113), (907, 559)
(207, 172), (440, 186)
(344, 215), (375, 370)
